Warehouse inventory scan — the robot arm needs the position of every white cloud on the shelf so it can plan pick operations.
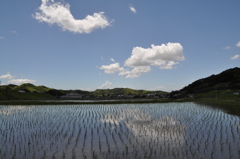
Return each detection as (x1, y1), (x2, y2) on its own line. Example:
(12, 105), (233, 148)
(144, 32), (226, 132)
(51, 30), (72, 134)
(236, 41), (240, 47)
(7, 79), (36, 85)
(0, 73), (14, 79)
(125, 43), (184, 67)
(98, 81), (112, 89)
(119, 66), (151, 78)
(99, 62), (151, 79)
(100, 63), (125, 74)
(33, 0), (112, 34)
(159, 61), (179, 69)
(0, 36), (4, 39)
(110, 58), (115, 62)
(99, 43), (185, 78)
(223, 46), (231, 49)
(231, 54), (240, 60)
(129, 4), (137, 13)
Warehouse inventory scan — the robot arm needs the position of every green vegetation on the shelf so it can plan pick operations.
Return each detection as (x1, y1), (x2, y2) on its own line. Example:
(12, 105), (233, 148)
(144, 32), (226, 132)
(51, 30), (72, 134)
(0, 84), (62, 100)
(12, 83), (50, 93)
(0, 83), (167, 100)
(194, 90), (240, 100)
(93, 88), (166, 98)
(0, 67), (239, 110)
(1, 103), (240, 158)
(0, 90), (55, 100)
(180, 67), (240, 94)
(170, 67), (240, 100)
(197, 99), (240, 116)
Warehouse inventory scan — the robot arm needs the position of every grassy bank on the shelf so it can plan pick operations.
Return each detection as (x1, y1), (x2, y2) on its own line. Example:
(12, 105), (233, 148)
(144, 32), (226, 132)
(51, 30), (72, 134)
(196, 99), (240, 116)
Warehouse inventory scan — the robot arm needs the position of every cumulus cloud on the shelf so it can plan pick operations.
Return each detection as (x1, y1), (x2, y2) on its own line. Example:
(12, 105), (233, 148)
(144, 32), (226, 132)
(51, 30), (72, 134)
(33, 0), (112, 34)
(99, 43), (185, 78)
(119, 66), (151, 78)
(236, 41), (240, 47)
(0, 73), (14, 79)
(231, 55), (240, 60)
(98, 81), (112, 89)
(100, 63), (125, 74)
(159, 61), (179, 69)
(7, 79), (36, 85)
(129, 4), (137, 13)
(125, 43), (184, 67)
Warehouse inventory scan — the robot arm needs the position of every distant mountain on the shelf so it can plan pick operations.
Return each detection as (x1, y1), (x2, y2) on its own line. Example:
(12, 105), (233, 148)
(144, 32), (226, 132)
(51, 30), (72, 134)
(93, 88), (166, 98)
(12, 83), (51, 93)
(180, 67), (240, 94)
(0, 83), (167, 100)
(2, 67), (238, 100)
(0, 84), (17, 91)
(0, 83), (64, 100)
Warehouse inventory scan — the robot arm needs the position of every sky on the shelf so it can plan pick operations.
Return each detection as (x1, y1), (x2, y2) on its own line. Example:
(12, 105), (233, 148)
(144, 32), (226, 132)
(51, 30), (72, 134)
(0, 0), (240, 92)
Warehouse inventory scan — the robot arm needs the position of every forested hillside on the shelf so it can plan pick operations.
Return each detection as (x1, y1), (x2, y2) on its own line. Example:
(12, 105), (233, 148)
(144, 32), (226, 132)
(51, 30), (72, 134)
(180, 67), (240, 94)
(93, 88), (166, 98)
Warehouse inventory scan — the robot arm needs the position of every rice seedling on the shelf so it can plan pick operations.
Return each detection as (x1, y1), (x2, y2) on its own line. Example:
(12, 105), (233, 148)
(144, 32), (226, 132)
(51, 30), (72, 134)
(0, 103), (239, 158)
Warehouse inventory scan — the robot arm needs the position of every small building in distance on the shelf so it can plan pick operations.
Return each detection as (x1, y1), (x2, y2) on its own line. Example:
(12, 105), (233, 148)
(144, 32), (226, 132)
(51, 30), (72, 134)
(18, 90), (25, 93)
(60, 92), (83, 99)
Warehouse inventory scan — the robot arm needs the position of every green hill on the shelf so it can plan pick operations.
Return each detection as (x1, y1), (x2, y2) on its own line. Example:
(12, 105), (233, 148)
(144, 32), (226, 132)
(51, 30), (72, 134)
(2, 67), (238, 101)
(0, 83), (167, 100)
(181, 67), (240, 94)
(12, 83), (50, 93)
(0, 83), (63, 100)
(0, 89), (54, 100)
(170, 67), (240, 99)
(0, 84), (17, 91)
(93, 88), (167, 98)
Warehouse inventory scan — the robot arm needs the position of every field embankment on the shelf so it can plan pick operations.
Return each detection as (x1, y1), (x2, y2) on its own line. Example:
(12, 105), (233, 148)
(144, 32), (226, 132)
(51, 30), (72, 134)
(196, 98), (240, 116)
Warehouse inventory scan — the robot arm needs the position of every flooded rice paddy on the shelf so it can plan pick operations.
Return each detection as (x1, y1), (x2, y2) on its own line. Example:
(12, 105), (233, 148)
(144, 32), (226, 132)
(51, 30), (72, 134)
(0, 103), (239, 159)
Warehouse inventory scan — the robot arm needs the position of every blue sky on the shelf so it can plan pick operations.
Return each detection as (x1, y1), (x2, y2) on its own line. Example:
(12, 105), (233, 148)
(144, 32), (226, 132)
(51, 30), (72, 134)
(0, 0), (240, 92)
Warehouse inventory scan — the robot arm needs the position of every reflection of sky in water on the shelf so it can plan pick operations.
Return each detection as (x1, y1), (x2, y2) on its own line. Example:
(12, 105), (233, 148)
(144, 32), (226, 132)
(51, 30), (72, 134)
(0, 106), (36, 116)
(101, 108), (185, 135)
(0, 103), (239, 159)
(100, 103), (240, 158)
(101, 105), (187, 150)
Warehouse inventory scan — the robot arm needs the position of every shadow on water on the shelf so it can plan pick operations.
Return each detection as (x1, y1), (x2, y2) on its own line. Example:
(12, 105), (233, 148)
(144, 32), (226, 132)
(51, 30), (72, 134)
(196, 100), (240, 116)
(0, 103), (239, 159)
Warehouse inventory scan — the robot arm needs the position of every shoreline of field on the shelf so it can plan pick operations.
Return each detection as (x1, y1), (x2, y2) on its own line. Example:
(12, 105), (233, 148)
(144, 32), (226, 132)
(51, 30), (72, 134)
(1, 98), (239, 116)
(0, 98), (189, 105)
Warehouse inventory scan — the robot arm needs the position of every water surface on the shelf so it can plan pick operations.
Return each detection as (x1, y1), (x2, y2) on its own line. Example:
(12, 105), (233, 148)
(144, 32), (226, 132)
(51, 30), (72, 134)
(0, 103), (239, 159)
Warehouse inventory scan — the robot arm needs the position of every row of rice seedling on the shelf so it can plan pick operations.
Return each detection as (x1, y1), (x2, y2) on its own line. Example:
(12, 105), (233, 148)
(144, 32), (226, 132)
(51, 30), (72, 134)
(0, 103), (239, 159)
